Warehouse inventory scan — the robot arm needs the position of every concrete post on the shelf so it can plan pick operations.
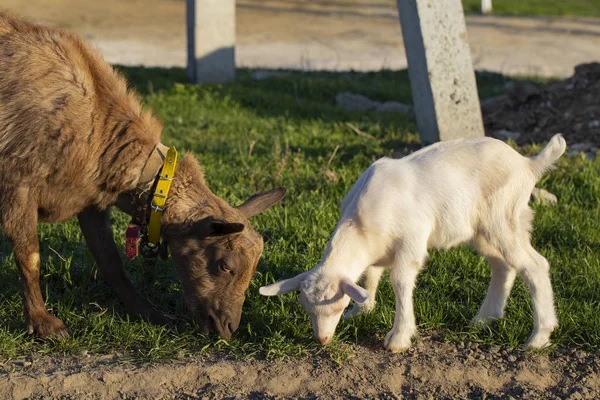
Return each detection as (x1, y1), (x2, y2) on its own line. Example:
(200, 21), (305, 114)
(186, 0), (235, 84)
(396, 0), (484, 144)
(481, 0), (493, 14)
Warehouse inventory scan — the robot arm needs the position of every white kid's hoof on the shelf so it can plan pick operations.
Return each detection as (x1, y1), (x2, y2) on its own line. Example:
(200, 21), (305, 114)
(383, 329), (414, 353)
(343, 302), (375, 320)
(470, 315), (500, 329)
(525, 326), (556, 349)
(525, 334), (552, 349)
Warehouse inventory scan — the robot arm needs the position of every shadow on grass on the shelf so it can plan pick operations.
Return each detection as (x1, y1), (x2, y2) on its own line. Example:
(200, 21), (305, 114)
(118, 65), (509, 116)
(116, 65), (510, 163)
(0, 215), (188, 338)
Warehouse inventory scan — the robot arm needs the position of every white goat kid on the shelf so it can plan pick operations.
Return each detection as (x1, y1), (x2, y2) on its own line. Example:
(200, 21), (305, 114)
(260, 135), (566, 352)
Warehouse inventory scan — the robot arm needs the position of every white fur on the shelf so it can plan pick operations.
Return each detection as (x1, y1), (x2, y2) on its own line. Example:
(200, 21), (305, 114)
(260, 134), (566, 352)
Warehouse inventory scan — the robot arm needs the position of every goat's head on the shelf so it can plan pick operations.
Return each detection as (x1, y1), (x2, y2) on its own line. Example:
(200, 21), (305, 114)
(259, 271), (368, 345)
(162, 155), (286, 339)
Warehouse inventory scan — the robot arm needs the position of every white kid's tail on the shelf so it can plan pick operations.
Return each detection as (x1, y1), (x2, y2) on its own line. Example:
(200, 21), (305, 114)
(529, 134), (567, 176)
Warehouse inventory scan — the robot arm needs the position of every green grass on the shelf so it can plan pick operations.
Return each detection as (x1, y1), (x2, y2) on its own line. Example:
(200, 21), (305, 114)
(0, 68), (598, 362)
(462, 0), (600, 18)
(369, 0), (599, 18)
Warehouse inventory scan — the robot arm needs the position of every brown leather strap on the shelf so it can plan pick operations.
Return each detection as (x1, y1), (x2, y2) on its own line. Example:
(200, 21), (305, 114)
(138, 143), (170, 189)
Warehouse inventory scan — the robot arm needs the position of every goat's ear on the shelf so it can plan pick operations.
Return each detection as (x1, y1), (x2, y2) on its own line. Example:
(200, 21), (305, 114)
(259, 272), (308, 296)
(207, 220), (245, 236)
(237, 187), (287, 218)
(340, 278), (369, 304)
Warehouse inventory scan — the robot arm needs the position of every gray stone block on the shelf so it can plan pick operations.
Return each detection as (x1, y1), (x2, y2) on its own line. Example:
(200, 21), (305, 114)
(335, 92), (380, 111)
(396, 0), (484, 144)
(186, 0), (235, 84)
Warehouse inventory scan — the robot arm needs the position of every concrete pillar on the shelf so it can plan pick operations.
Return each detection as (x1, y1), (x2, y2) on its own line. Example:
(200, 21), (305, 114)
(186, 0), (235, 84)
(481, 0), (493, 14)
(396, 0), (484, 144)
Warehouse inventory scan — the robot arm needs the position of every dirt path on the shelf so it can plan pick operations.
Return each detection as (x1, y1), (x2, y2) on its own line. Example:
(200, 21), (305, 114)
(4, 0), (600, 77)
(2, 335), (599, 399)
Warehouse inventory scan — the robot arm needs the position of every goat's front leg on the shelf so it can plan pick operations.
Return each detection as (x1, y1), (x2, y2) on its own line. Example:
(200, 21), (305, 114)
(384, 252), (425, 353)
(344, 265), (385, 319)
(78, 207), (176, 325)
(2, 189), (69, 338)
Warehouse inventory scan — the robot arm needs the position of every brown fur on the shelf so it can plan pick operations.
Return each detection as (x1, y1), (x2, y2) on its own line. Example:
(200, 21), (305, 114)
(0, 10), (285, 339)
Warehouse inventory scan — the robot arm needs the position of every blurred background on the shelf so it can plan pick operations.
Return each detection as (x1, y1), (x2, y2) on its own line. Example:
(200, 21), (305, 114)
(3, 0), (599, 77)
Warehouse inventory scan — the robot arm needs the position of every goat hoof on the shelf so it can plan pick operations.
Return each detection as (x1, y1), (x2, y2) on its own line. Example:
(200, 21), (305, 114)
(525, 333), (553, 349)
(343, 308), (357, 320)
(384, 329), (413, 353)
(344, 302), (375, 320)
(525, 338), (552, 349)
(141, 304), (178, 326)
(470, 316), (499, 328)
(152, 312), (180, 326)
(386, 344), (411, 354)
(525, 325), (556, 349)
(28, 315), (70, 339)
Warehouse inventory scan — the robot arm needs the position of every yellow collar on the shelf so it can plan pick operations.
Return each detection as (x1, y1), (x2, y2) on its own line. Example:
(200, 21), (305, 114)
(147, 146), (178, 245)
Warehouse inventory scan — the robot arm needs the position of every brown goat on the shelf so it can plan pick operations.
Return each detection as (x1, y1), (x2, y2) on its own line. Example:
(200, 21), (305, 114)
(0, 10), (285, 340)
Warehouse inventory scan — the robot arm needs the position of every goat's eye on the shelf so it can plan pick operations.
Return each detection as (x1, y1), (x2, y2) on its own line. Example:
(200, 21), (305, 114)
(218, 261), (231, 273)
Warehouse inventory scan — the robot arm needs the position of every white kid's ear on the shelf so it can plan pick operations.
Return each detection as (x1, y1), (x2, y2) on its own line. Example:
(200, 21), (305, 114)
(340, 278), (369, 304)
(259, 272), (309, 296)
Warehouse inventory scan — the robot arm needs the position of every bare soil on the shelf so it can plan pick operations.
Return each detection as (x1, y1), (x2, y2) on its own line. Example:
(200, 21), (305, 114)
(2, 335), (599, 399)
(484, 63), (600, 147)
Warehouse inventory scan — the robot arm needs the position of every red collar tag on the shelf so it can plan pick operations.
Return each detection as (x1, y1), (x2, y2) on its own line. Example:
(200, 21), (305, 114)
(125, 224), (142, 260)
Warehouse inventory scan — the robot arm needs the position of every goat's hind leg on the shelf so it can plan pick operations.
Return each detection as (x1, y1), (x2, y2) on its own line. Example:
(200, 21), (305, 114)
(506, 243), (557, 348)
(344, 265), (385, 319)
(2, 188), (70, 338)
(472, 253), (517, 327)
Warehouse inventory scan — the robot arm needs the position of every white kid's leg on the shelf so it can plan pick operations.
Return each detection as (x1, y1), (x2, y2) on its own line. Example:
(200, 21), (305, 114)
(473, 255), (517, 326)
(344, 265), (386, 319)
(384, 251), (426, 353)
(502, 242), (557, 349)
